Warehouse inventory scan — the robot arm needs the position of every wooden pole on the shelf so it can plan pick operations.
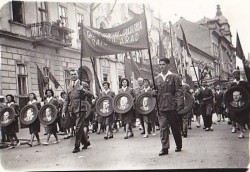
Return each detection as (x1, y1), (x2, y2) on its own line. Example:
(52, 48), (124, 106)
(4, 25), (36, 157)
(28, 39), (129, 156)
(143, 4), (160, 115)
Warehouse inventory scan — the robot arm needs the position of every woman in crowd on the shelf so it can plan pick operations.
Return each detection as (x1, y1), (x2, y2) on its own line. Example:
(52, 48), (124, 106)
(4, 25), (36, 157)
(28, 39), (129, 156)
(118, 78), (135, 139)
(27, 93), (41, 146)
(99, 81), (115, 139)
(42, 89), (59, 145)
(140, 79), (157, 138)
(3, 94), (20, 149)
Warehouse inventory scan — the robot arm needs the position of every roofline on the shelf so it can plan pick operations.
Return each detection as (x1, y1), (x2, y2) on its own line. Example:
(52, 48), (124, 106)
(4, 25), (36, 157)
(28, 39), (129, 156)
(177, 37), (215, 61)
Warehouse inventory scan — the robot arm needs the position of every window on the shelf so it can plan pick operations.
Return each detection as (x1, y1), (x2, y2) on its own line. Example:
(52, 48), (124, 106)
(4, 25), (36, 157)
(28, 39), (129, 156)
(103, 74), (108, 82)
(64, 70), (70, 88)
(37, 2), (48, 22)
(58, 5), (67, 26)
(213, 43), (219, 57)
(77, 13), (84, 39)
(17, 64), (28, 95)
(12, 1), (24, 23)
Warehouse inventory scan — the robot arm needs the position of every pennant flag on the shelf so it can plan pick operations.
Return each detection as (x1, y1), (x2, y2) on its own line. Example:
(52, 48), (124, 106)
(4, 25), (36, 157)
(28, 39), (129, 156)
(48, 70), (60, 89)
(236, 32), (245, 60)
(82, 13), (149, 57)
(36, 64), (48, 100)
(124, 53), (132, 83)
(158, 31), (165, 57)
(180, 25), (191, 57)
(129, 52), (142, 79)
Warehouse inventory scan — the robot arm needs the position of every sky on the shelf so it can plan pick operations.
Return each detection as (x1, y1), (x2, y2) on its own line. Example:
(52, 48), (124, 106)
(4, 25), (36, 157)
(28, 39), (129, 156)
(1, 0), (249, 65)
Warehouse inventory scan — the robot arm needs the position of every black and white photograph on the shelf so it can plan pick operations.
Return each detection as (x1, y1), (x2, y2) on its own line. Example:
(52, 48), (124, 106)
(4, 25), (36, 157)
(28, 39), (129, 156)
(0, 107), (15, 127)
(0, 0), (249, 171)
(38, 104), (58, 125)
(113, 92), (134, 114)
(136, 92), (156, 114)
(96, 95), (113, 116)
(19, 104), (39, 125)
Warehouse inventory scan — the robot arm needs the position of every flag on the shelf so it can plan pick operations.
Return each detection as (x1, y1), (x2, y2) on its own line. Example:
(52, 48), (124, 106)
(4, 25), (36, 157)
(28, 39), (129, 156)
(48, 70), (60, 89)
(236, 32), (245, 60)
(124, 53), (133, 86)
(36, 64), (48, 100)
(180, 25), (191, 57)
(82, 13), (148, 57)
(129, 52), (142, 79)
(162, 29), (178, 74)
(90, 57), (102, 96)
(158, 31), (165, 57)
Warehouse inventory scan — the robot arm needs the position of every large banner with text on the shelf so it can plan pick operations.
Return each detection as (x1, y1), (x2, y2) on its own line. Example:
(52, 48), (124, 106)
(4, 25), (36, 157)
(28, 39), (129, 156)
(82, 13), (149, 57)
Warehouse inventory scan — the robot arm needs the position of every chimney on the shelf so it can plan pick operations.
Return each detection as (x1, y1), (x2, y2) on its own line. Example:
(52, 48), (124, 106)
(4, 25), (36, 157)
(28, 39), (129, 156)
(216, 5), (222, 16)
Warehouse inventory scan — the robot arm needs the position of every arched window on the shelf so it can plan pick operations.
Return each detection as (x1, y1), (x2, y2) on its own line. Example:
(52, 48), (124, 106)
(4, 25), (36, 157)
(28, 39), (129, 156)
(78, 67), (90, 87)
(100, 22), (106, 29)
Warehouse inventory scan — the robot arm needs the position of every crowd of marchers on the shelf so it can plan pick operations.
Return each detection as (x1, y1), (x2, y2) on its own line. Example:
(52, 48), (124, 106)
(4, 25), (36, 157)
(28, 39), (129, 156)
(0, 58), (249, 156)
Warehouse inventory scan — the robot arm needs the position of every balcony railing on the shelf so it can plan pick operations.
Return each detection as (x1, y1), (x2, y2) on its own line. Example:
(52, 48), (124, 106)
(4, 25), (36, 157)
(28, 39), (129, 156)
(29, 21), (73, 47)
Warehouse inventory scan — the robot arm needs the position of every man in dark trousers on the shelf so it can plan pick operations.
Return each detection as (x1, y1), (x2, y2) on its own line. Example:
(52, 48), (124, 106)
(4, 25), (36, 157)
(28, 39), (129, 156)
(198, 80), (214, 131)
(62, 69), (92, 153)
(229, 68), (250, 138)
(214, 85), (224, 122)
(153, 58), (184, 156)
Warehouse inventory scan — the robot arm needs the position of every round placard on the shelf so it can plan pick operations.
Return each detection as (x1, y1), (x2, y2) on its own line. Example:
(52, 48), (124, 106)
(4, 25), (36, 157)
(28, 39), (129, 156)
(96, 96), (114, 117)
(113, 92), (134, 114)
(0, 107), (16, 127)
(224, 86), (250, 112)
(20, 104), (39, 125)
(136, 92), (156, 115)
(38, 104), (58, 125)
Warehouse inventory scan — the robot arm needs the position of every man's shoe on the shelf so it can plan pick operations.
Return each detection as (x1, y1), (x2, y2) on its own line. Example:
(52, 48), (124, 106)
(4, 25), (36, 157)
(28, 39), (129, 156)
(205, 128), (209, 131)
(141, 131), (145, 135)
(159, 149), (168, 156)
(72, 147), (80, 153)
(175, 147), (182, 152)
(82, 141), (91, 149)
(124, 136), (128, 139)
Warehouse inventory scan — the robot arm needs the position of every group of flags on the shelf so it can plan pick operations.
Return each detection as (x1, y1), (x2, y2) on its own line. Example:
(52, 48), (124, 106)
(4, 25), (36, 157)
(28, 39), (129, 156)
(35, 11), (248, 97)
(36, 64), (61, 100)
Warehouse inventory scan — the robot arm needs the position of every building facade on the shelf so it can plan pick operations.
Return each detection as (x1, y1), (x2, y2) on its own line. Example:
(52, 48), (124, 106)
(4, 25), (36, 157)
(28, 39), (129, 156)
(170, 5), (235, 86)
(0, 2), (161, 106)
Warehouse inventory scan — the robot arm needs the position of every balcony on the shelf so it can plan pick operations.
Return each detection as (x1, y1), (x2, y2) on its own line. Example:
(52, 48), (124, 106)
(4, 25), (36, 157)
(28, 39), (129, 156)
(29, 21), (73, 48)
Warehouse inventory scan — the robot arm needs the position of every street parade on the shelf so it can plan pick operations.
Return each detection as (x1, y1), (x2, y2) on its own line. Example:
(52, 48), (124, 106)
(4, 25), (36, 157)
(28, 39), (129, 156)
(0, 0), (249, 171)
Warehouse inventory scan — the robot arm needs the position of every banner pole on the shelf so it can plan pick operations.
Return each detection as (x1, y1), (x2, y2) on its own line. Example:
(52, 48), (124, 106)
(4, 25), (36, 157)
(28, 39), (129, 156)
(79, 20), (84, 115)
(143, 4), (160, 115)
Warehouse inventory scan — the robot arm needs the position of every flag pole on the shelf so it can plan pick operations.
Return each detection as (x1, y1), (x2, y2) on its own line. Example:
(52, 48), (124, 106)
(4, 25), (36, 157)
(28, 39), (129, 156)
(143, 4), (160, 115)
(180, 24), (200, 87)
(79, 20), (84, 115)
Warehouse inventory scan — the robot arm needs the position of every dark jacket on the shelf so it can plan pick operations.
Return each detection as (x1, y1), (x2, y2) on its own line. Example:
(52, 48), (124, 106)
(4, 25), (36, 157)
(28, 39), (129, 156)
(63, 81), (93, 114)
(155, 73), (184, 112)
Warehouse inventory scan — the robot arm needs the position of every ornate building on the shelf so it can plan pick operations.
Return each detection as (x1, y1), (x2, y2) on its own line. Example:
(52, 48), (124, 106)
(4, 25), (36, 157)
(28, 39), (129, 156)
(0, 2), (161, 106)
(171, 5), (235, 86)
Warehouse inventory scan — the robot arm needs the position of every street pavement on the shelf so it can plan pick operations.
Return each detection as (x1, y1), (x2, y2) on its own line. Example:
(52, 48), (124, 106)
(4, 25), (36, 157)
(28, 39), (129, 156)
(0, 117), (249, 171)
